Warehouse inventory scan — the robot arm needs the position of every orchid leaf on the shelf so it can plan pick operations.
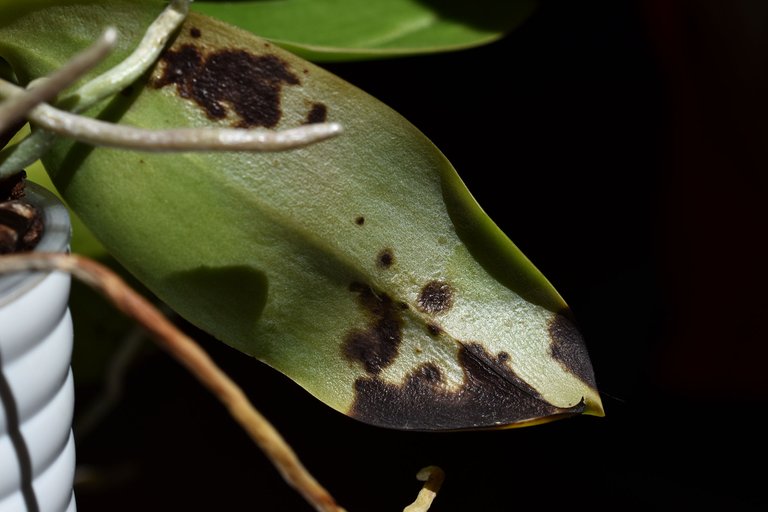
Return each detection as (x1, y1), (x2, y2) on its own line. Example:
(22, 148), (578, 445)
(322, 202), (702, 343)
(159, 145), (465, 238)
(192, 0), (538, 62)
(0, 0), (602, 430)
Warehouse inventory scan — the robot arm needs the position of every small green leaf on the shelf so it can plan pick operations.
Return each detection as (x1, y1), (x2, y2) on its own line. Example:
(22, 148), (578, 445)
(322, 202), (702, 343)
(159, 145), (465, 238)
(192, 0), (538, 61)
(0, 1), (602, 430)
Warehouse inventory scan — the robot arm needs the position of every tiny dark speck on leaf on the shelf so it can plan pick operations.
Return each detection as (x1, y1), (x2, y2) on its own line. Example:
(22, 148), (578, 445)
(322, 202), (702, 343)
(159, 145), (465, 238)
(190, 27), (201, 38)
(426, 323), (442, 336)
(355, 216), (365, 226)
(377, 248), (394, 269)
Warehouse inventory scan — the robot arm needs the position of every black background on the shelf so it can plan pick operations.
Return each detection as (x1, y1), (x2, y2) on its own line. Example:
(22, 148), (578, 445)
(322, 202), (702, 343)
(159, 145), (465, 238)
(72, 1), (767, 510)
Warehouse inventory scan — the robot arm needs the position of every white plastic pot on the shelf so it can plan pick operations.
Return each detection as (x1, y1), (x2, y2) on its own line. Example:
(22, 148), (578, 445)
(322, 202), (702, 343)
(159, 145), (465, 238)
(0, 183), (75, 512)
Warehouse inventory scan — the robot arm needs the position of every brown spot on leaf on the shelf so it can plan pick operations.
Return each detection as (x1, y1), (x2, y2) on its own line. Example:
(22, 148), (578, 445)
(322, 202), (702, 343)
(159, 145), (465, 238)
(190, 27), (201, 38)
(151, 45), (300, 128)
(349, 343), (583, 430)
(342, 283), (404, 375)
(377, 248), (394, 269)
(548, 314), (598, 389)
(355, 216), (365, 226)
(304, 102), (328, 124)
(418, 281), (454, 314)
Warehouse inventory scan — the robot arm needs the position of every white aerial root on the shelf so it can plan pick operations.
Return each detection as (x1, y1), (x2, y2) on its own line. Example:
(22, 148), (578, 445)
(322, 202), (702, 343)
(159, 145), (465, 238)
(0, 0), (192, 175)
(0, 28), (117, 134)
(0, 0), (340, 176)
(0, 77), (342, 151)
(67, 0), (190, 109)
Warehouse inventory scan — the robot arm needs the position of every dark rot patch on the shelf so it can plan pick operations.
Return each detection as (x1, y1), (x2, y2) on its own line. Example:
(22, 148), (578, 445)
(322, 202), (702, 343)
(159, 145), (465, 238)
(548, 314), (598, 389)
(355, 216), (365, 226)
(417, 281), (454, 314)
(190, 27), (201, 38)
(342, 283), (404, 375)
(305, 102), (328, 124)
(151, 45), (300, 128)
(349, 343), (584, 430)
(151, 45), (201, 91)
(377, 248), (394, 269)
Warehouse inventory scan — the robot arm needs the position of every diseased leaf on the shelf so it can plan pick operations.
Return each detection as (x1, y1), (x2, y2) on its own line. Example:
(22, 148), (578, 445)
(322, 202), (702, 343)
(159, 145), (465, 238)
(192, 0), (538, 62)
(0, 0), (603, 430)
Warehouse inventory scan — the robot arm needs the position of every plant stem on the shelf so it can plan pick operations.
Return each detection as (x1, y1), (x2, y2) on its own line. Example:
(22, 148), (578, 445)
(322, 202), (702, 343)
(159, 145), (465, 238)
(0, 252), (346, 512)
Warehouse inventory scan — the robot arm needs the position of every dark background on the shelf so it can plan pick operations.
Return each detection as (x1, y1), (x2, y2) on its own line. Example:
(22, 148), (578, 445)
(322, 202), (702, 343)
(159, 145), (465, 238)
(72, 1), (767, 510)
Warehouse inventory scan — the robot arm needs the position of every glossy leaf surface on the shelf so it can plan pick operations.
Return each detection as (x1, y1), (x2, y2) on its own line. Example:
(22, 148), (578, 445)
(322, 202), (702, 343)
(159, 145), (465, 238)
(193, 0), (538, 61)
(0, 0), (602, 430)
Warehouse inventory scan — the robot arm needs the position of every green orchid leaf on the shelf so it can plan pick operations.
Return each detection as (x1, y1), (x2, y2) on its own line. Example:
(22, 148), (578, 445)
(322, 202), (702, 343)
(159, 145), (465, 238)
(0, 0), (602, 430)
(192, 0), (538, 62)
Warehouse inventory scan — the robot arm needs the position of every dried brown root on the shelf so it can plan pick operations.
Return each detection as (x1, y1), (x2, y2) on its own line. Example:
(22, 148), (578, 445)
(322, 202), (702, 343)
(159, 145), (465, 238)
(0, 252), (346, 512)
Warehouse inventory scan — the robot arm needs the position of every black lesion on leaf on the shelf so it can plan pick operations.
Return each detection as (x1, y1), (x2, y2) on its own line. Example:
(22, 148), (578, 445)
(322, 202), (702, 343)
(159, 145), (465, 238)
(349, 342), (584, 430)
(190, 27), (201, 38)
(342, 283), (404, 375)
(548, 314), (598, 389)
(377, 248), (394, 269)
(151, 45), (201, 91)
(355, 216), (365, 226)
(304, 102), (328, 124)
(417, 281), (454, 314)
(150, 45), (300, 128)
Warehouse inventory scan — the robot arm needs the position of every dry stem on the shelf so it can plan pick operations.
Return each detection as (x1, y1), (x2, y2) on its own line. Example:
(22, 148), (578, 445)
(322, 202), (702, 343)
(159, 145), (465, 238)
(0, 252), (345, 512)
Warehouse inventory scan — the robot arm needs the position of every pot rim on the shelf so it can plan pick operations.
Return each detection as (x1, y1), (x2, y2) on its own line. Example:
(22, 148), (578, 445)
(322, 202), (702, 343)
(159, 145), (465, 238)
(0, 181), (71, 306)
